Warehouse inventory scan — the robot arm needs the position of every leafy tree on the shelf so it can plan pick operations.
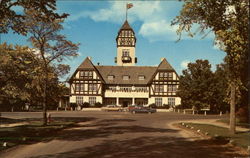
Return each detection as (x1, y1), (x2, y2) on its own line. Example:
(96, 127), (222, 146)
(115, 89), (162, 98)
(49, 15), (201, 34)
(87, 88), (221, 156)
(178, 60), (214, 110)
(0, 0), (67, 35)
(172, 0), (249, 134)
(0, 43), (70, 112)
(210, 63), (229, 113)
(0, 43), (37, 111)
(23, 9), (79, 125)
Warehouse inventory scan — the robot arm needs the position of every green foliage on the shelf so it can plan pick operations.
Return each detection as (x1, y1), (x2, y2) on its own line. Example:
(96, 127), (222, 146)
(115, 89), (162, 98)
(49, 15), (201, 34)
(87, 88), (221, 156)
(94, 102), (103, 108)
(173, 0), (249, 127)
(81, 102), (90, 108)
(0, 43), (70, 111)
(22, 8), (79, 125)
(178, 60), (214, 110)
(0, 0), (68, 35)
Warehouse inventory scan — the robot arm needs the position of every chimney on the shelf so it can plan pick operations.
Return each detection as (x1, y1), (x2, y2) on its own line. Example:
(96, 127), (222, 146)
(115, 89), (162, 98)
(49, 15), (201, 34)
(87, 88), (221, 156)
(160, 58), (165, 61)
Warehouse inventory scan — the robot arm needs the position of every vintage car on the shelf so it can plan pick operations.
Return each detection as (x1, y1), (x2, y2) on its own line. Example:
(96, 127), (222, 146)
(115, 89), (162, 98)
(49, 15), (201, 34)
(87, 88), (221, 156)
(130, 106), (156, 114)
(101, 105), (123, 112)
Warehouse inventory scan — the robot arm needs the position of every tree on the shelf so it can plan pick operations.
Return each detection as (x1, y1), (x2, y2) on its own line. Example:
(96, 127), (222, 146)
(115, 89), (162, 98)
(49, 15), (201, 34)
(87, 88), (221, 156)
(24, 9), (79, 125)
(0, 0), (67, 35)
(0, 43), (69, 112)
(177, 60), (214, 111)
(0, 43), (37, 111)
(172, 0), (249, 134)
(211, 63), (229, 113)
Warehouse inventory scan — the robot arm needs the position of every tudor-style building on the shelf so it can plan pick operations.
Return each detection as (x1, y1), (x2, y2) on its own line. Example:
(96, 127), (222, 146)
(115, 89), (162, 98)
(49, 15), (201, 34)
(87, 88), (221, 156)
(68, 20), (181, 107)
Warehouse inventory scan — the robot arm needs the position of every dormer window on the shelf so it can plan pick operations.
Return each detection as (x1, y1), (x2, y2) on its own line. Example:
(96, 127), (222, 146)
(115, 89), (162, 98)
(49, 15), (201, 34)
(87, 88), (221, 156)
(123, 75), (130, 80)
(108, 75), (114, 80)
(138, 75), (145, 80)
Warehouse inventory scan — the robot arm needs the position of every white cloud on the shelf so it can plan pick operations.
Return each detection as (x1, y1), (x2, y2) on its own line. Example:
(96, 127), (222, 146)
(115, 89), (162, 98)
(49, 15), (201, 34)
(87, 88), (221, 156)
(66, 1), (214, 42)
(180, 60), (190, 69)
(139, 20), (179, 42)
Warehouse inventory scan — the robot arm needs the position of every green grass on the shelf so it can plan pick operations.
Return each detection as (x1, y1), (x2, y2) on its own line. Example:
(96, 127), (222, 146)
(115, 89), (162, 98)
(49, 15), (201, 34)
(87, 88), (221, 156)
(217, 118), (250, 129)
(0, 117), (94, 151)
(179, 122), (250, 149)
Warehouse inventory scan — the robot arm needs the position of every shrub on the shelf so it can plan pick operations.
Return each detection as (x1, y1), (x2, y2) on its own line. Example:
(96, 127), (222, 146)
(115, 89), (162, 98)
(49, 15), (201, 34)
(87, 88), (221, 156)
(94, 102), (103, 108)
(81, 102), (90, 108)
(236, 106), (249, 123)
(149, 103), (157, 108)
(70, 103), (77, 108)
(163, 104), (170, 109)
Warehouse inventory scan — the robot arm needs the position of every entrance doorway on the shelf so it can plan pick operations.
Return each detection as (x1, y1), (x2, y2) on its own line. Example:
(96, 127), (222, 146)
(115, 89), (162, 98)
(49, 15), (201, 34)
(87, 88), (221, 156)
(119, 98), (132, 107)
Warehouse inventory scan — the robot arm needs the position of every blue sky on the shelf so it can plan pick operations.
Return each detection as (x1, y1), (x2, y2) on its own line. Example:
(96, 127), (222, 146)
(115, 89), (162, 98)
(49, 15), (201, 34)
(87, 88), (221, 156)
(1, 1), (226, 80)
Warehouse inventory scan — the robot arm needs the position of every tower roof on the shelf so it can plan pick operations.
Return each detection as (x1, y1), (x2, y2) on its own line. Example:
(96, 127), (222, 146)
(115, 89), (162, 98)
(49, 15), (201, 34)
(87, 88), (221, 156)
(118, 20), (134, 34)
(120, 20), (133, 30)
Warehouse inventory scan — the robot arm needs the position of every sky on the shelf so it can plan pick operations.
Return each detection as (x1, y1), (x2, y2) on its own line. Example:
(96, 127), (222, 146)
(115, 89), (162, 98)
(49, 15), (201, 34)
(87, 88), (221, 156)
(1, 1), (226, 81)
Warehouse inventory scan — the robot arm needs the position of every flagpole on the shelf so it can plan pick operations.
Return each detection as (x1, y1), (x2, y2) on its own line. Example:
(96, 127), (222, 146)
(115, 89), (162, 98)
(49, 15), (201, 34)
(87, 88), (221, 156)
(126, 3), (128, 21)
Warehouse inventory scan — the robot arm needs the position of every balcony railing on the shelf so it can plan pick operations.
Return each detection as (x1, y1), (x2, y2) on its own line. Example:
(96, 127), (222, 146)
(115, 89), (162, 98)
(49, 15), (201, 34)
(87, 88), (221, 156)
(122, 56), (132, 63)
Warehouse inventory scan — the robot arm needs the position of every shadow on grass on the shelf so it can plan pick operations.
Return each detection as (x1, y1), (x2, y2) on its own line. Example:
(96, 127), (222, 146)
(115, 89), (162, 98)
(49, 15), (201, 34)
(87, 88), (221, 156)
(0, 117), (96, 149)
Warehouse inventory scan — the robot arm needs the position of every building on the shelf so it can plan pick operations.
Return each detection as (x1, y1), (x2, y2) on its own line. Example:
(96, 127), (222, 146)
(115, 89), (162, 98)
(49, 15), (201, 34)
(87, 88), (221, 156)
(68, 20), (181, 107)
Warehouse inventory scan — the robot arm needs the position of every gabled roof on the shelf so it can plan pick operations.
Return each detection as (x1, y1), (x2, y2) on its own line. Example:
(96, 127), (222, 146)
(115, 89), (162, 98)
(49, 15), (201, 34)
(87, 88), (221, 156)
(78, 57), (95, 70)
(157, 58), (174, 71)
(95, 66), (157, 85)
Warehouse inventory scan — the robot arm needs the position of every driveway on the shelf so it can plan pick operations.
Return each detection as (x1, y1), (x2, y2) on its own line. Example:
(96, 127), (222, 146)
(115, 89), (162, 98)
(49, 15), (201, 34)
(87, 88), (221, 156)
(0, 111), (248, 158)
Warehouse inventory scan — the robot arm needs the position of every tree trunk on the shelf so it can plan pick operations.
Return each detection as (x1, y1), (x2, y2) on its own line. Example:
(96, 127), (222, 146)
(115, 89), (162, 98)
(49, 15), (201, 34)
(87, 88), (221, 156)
(43, 67), (48, 126)
(229, 82), (236, 134)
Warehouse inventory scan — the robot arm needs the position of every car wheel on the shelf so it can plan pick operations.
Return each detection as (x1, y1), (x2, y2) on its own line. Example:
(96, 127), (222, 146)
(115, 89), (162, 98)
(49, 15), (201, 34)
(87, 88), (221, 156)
(148, 112), (152, 114)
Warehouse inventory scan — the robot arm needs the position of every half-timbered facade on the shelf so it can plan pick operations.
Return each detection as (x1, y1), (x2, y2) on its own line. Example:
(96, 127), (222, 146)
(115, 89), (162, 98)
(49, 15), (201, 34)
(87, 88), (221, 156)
(69, 20), (181, 107)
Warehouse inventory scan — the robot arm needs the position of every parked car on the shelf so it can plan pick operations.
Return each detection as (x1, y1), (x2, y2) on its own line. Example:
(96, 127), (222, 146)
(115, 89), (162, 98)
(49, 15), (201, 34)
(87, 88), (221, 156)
(101, 105), (123, 112)
(130, 106), (156, 114)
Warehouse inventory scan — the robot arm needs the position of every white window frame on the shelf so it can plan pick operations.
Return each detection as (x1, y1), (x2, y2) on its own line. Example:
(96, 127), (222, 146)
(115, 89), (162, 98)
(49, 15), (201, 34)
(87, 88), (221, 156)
(76, 96), (84, 104)
(168, 98), (175, 106)
(155, 98), (162, 106)
(89, 97), (96, 105)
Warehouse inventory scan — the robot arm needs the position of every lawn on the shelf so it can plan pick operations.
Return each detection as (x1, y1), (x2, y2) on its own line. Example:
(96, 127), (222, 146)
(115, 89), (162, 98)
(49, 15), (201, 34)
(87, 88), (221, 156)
(0, 117), (94, 151)
(179, 122), (250, 149)
(217, 118), (250, 129)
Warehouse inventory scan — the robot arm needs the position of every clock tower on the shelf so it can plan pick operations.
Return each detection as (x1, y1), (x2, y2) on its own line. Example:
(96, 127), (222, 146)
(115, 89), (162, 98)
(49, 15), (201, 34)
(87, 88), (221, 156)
(115, 20), (137, 66)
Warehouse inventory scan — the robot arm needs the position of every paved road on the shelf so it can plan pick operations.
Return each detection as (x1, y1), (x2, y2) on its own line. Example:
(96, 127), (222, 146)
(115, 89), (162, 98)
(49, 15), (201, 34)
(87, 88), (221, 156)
(0, 111), (247, 158)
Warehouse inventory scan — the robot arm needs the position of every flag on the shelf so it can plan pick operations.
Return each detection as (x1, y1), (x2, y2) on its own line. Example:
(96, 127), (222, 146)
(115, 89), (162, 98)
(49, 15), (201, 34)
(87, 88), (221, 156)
(127, 3), (133, 9)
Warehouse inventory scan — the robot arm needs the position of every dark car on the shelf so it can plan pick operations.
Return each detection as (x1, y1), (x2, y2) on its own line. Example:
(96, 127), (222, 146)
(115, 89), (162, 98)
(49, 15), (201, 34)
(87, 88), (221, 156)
(130, 106), (156, 114)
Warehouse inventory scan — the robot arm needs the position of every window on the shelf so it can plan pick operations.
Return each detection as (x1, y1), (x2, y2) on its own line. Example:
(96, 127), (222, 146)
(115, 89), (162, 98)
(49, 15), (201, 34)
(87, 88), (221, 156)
(108, 75), (114, 80)
(80, 71), (93, 79)
(123, 75), (130, 80)
(75, 84), (80, 92)
(138, 75), (145, 80)
(155, 98), (162, 106)
(168, 98), (175, 106)
(155, 85), (164, 92)
(122, 49), (130, 57)
(89, 97), (96, 105)
(89, 84), (97, 91)
(159, 72), (173, 80)
(75, 84), (84, 92)
(168, 85), (177, 92)
(76, 96), (83, 104)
